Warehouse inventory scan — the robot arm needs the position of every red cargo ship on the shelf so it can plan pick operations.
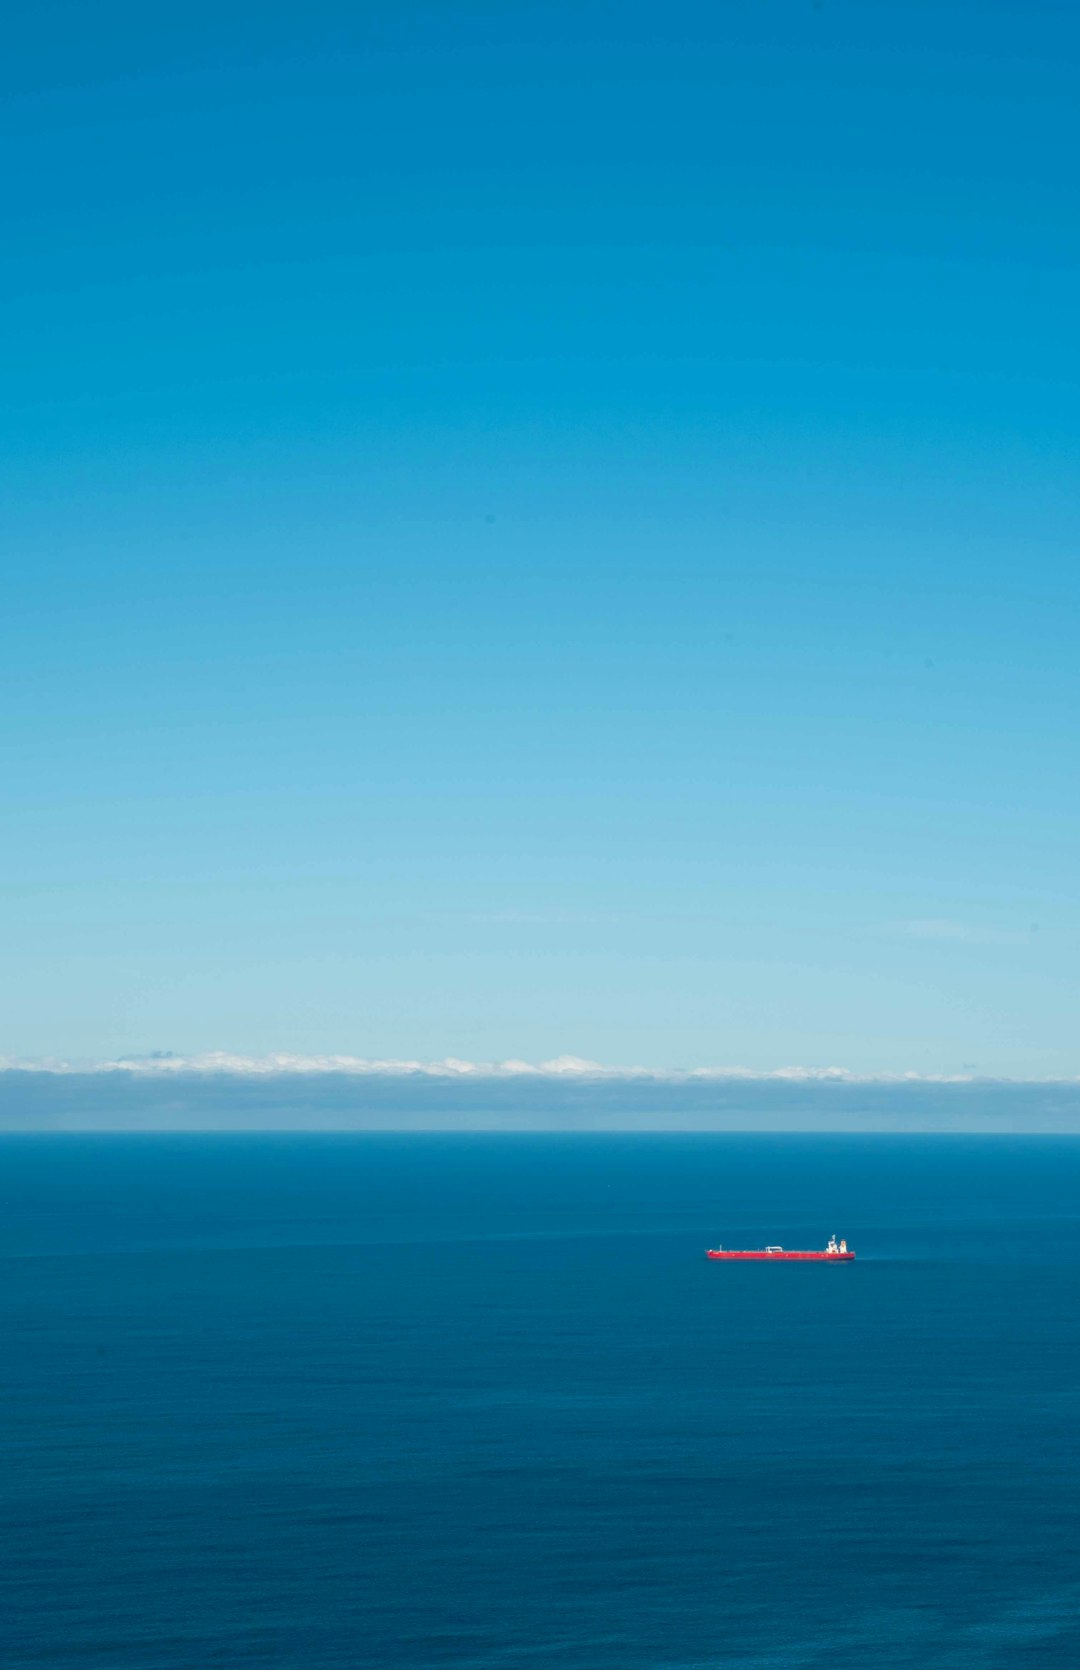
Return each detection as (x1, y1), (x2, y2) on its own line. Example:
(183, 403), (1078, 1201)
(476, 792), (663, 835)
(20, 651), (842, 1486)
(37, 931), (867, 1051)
(707, 1235), (854, 1262)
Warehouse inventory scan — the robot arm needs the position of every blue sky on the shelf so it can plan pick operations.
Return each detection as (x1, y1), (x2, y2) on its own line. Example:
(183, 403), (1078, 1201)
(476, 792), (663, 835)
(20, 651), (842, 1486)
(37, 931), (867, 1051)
(3, 1), (1079, 1075)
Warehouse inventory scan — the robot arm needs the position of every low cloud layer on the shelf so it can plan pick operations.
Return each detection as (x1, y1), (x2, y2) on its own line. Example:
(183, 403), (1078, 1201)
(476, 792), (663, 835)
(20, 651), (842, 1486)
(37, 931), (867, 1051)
(0, 1051), (1041, 1084)
(1, 1055), (1080, 1131)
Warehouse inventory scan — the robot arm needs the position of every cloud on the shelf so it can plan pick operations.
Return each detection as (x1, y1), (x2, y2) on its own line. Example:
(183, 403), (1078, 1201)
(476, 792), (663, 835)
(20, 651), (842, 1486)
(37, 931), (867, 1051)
(0, 1051), (1069, 1085)
(901, 917), (975, 941)
(3, 1059), (1080, 1131)
(897, 918), (1032, 946)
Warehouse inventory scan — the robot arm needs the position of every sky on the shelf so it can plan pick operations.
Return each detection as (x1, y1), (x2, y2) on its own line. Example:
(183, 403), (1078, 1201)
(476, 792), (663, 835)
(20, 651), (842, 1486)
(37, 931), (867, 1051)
(3, 0), (1079, 1079)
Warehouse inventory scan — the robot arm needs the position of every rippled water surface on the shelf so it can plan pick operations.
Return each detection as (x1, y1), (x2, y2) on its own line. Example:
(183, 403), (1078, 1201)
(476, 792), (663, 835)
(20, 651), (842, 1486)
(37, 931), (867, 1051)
(3, 1134), (1080, 1668)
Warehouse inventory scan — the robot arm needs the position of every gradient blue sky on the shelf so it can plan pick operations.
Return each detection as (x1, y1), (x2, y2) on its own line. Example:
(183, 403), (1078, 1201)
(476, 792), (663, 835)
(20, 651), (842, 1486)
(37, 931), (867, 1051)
(3, 0), (1078, 1075)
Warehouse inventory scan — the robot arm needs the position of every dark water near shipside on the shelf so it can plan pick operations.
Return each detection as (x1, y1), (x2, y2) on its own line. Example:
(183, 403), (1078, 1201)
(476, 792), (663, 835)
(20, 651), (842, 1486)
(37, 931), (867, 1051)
(3, 1136), (1080, 1669)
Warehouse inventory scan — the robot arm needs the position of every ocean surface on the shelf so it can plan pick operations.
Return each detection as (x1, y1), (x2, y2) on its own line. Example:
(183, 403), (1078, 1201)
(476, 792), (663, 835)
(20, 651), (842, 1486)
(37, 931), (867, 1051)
(3, 1135), (1080, 1669)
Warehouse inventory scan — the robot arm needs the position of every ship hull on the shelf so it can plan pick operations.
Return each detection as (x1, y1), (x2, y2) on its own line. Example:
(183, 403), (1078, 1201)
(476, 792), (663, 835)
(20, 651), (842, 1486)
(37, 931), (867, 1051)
(706, 1250), (855, 1261)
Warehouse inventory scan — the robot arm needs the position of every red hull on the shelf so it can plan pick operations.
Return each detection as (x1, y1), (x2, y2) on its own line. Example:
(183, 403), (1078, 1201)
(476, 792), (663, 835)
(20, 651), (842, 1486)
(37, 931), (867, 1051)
(706, 1249), (855, 1261)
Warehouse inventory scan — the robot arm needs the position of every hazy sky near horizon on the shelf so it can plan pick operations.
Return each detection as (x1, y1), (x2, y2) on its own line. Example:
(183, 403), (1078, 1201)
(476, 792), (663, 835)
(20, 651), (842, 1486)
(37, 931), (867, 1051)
(4, 1), (1079, 1076)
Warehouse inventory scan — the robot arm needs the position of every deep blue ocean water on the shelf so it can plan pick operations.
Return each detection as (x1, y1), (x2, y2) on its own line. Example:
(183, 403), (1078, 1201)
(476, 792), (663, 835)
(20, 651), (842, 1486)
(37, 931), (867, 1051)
(3, 1134), (1080, 1669)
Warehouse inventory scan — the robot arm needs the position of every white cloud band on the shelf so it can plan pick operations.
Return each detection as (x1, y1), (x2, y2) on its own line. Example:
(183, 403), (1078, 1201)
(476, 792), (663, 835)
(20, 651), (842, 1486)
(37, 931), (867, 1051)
(0, 1051), (1064, 1084)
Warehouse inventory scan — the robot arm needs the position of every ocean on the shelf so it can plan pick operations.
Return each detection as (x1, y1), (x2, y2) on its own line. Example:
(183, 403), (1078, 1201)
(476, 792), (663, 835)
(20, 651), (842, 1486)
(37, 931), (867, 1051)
(2, 1134), (1079, 1668)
